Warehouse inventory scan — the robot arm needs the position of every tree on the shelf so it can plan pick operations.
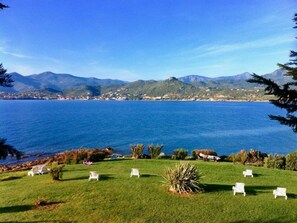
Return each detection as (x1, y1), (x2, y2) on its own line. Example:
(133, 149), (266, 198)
(0, 2), (9, 9)
(0, 63), (13, 87)
(148, 144), (163, 159)
(0, 138), (22, 160)
(0, 3), (20, 160)
(248, 14), (297, 132)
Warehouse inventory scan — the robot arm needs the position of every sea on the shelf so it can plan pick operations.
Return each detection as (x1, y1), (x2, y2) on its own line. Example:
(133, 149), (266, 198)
(0, 100), (296, 163)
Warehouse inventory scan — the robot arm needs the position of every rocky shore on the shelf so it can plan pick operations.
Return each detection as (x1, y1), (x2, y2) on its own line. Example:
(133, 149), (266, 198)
(0, 148), (113, 172)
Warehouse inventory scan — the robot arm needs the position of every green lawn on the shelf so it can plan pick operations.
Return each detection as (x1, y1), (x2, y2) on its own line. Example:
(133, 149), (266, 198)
(0, 159), (296, 223)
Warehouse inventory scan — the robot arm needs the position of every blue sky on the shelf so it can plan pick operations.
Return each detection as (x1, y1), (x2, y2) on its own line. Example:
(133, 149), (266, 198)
(0, 0), (296, 81)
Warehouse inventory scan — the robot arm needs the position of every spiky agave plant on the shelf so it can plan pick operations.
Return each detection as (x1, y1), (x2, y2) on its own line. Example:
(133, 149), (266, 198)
(164, 162), (204, 194)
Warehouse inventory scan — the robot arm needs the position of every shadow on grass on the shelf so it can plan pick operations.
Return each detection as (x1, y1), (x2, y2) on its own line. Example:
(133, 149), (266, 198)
(251, 173), (263, 177)
(0, 205), (33, 213)
(106, 159), (126, 162)
(245, 185), (278, 196)
(99, 174), (115, 181)
(203, 183), (232, 193)
(287, 193), (297, 199)
(1, 176), (23, 181)
(140, 174), (158, 178)
(62, 176), (89, 181)
(204, 184), (279, 195)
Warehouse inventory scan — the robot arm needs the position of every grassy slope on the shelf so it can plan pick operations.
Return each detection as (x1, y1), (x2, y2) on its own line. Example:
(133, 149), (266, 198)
(0, 159), (296, 223)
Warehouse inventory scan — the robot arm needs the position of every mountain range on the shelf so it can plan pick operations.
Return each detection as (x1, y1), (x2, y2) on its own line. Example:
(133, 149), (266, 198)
(0, 71), (126, 93)
(0, 69), (289, 94)
(0, 69), (291, 101)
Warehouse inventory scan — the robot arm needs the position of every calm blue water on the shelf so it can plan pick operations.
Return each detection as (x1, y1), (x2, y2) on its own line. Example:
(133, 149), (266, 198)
(0, 100), (296, 159)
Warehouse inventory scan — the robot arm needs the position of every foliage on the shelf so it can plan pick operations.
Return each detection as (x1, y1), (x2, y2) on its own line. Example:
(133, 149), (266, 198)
(247, 14), (297, 132)
(172, 149), (188, 160)
(229, 149), (266, 165)
(192, 149), (217, 159)
(286, 150), (297, 171)
(48, 162), (65, 180)
(61, 148), (109, 164)
(264, 154), (286, 170)
(130, 144), (144, 159)
(147, 144), (163, 159)
(0, 3), (9, 9)
(0, 63), (13, 87)
(89, 151), (106, 162)
(0, 138), (22, 160)
(163, 162), (204, 194)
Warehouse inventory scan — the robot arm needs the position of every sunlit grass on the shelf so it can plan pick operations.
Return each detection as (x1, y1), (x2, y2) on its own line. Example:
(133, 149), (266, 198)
(0, 159), (296, 222)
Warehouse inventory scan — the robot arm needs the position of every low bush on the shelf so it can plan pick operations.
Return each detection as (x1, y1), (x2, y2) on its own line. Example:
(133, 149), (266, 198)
(264, 154), (286, 169)
(286, 150), (297, 171)
(48, 162), (65, 181)
(229, 149), (266, 165)
(172, 149), (187, 160)
(148, 144), (163, 159)
(89, 151), (106, 162)
(130, 144), (144, 159)
(164, 162), (203, 194)
(59, 148), (110, 164)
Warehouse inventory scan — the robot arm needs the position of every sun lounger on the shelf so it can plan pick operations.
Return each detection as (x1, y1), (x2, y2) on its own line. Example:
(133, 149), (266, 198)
(232, 182), (246, 196)
(28, 164), (48, 176)
(130, 168), (140, 178)
(28, 166), (40, 176)
(273, 187), (287, 200)
(243, 169), (253, 177)
(89, 171), (99, 181)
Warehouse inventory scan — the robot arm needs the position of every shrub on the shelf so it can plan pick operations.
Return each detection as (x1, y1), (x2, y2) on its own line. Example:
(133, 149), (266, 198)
(229, 149), (266, 165)
(130, 144), (144, 159)
(48, 162), (65, 181)
(264, 155), (274, 168)
(164, 162), (203, 194)
(148, 144), (163, 159)
(172, 149), (188, 160)
(264, 154), (286, 169)
(286, 150), (297, 171)
(88, 151), (106, 162)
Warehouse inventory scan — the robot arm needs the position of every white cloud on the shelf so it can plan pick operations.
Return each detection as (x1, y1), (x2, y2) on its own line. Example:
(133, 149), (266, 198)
(192, 34), (293, 58)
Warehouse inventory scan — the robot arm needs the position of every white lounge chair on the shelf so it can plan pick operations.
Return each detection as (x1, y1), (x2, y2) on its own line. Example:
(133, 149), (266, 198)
(89, 171), (99, 181)
(243, 169), (253, 177)
(38, 164), (48, 174)
(130, 168), (140, 178)
(273, 187), (287, 200)
(232, 183), (246, 196)
(28, 166), (41, 176)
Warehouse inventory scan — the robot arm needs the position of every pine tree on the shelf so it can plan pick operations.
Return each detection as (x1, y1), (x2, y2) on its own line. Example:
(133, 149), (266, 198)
(0, 138), (22, 160)
(248, 14), (297, 132)
(0, 3), (21, 160)
(0, 63), (13, 87)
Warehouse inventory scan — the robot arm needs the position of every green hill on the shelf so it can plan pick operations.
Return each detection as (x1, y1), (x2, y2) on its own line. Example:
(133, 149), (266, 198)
(63, 85), (101, 98)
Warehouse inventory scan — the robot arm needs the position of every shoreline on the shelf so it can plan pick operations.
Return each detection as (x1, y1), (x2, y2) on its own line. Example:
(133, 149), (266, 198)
(0, 98), (270, 102)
